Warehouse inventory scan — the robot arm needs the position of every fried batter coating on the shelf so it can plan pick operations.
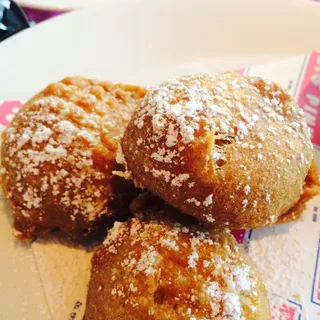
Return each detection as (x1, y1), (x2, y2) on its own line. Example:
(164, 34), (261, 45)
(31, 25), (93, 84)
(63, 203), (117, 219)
(85, 198), (270, 319)
(0, 76), (146, 239)
(121, 71), (318, 229)
(277, 159), (320, 223)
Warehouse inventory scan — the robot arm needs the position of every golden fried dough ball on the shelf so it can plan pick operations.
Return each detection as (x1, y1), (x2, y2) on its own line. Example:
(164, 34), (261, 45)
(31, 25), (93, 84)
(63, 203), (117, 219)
(85, 213), (270, 319)
(121, 71), (318, 229)
(0, 76), (146, 239)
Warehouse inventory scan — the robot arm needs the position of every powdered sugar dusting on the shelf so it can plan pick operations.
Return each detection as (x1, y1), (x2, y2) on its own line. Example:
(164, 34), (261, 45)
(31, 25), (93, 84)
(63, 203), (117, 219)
(1, 77), (146, 236)
(203, 194), (213, 207)
(171, 173), (190, 187)
(93, 218), (261, 319)
(126, 71), (313, 226)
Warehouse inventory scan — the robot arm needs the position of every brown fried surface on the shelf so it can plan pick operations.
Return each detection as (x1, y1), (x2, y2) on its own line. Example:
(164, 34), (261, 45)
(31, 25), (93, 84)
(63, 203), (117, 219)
(85, 212), (270, 319)
(121, 71), (315, 229)
(0, 76), (146, 239)
(277, 159), (320, 224)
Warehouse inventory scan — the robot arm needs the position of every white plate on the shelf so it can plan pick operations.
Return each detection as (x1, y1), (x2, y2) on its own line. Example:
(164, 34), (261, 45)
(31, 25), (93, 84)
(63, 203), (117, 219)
(0, 1), (320, 319)
(1, 0), (320, 100)
(17, 0), (99, 11)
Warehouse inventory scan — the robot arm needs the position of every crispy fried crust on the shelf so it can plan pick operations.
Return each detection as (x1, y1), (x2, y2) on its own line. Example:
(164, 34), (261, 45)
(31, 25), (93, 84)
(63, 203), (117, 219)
(121, 72), (316, 229)
(85, 205), (270, 319)
(277, 159), (320, 223)
(0, 76), (146, 239)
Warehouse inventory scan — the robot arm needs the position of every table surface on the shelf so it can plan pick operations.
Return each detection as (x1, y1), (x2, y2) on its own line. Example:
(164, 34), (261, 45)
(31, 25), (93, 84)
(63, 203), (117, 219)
(23, 6), (64, 23)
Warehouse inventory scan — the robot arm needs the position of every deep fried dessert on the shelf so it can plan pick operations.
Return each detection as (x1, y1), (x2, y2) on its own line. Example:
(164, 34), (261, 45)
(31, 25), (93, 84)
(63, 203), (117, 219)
(85, 210), (270, 319)
(121, 71), (319, 229)
(0, 76), (146, 239)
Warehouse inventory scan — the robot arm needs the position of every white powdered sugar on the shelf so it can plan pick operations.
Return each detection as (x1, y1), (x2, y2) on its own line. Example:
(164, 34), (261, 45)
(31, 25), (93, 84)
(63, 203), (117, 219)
(204, 214), (215, 223)
(186, 198), (201, 206)
(1, 78), (145, 229)
(203, 194), (213, 207)
(171, 173), (190, 187)
(243, 185), (251, 195)
(129, 71), (313, 224)
(247, 219), (314, 319)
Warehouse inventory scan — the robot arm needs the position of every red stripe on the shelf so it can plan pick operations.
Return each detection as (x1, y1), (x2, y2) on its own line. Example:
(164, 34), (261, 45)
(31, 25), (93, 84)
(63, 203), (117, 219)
(296, 52), (320, 147)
